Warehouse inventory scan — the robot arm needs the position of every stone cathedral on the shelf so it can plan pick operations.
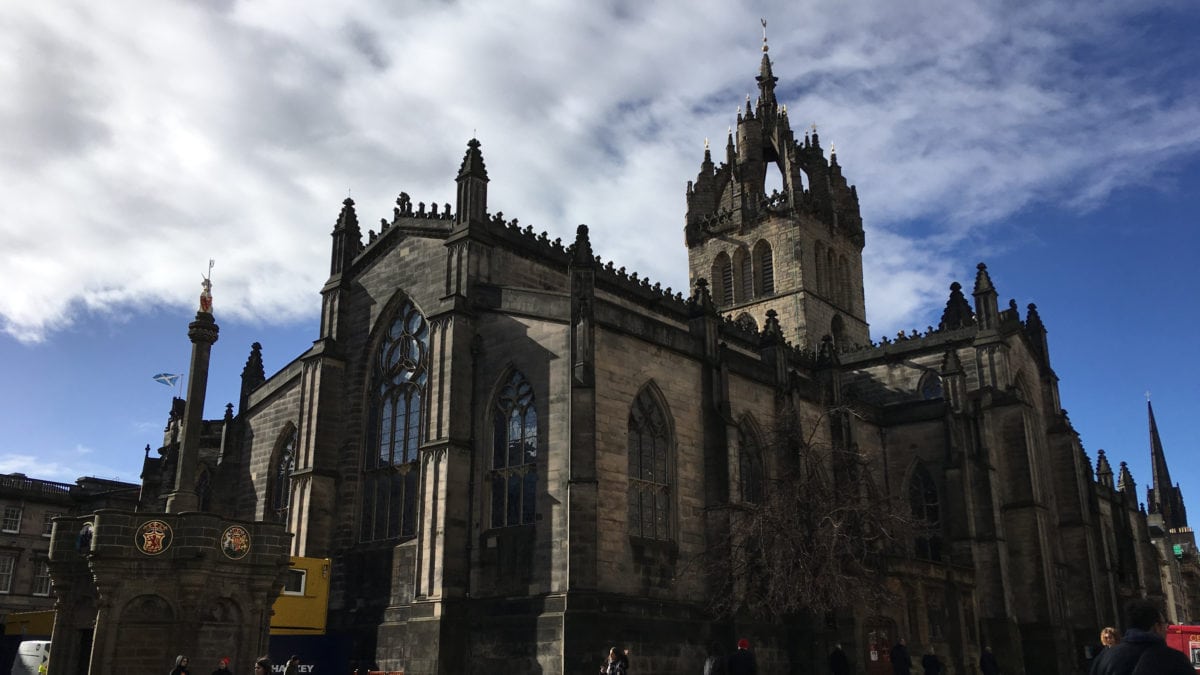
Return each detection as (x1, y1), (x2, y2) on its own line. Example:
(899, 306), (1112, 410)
(133, 37), (1198, 675)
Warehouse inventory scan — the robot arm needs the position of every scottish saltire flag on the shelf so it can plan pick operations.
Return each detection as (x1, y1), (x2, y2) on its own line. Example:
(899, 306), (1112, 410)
(152, 373), (181, 387)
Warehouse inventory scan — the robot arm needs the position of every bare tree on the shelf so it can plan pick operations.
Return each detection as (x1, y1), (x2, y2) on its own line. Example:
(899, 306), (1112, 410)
(701, 405), (919, 620)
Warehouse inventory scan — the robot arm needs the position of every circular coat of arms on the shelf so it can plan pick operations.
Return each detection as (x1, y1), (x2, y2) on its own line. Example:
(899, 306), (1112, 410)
(135, 519), (173, 555)
(221, 525), (251, 560)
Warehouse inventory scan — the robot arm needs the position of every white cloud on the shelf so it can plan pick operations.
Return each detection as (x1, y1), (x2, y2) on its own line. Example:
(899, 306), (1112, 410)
(1, 0), (1197, 341)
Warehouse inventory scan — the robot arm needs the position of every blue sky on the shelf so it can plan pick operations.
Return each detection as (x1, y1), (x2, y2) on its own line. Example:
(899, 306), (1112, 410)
(0, 1), (1197, 513)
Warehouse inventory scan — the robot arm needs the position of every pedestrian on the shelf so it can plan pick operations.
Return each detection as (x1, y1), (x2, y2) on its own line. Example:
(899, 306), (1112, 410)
(889, 638), (911, 675)
(284, 655), (300, 675)
(978, 646), (999, 675)
(829, 643), (850, 675)
(210, 657), (232, 675)
(253, 657), (271, 675)
(600, 646), (627, 675)
(703, 641), (727, 675)
(728, 638), (757, 675)
(170, 655), (191, 675)
(1090, 598), (1192, 674)
(1100, 626), (1119, 648)
(920, 647), (941, 675)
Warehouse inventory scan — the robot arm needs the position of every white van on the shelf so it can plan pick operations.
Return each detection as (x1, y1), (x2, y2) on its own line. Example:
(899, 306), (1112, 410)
(10, 640), (50, 675)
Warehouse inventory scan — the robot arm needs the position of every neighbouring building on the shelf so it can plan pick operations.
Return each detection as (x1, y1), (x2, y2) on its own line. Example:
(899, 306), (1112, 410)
(123, 35), (1197, 675)
(0, 474), (139, 624)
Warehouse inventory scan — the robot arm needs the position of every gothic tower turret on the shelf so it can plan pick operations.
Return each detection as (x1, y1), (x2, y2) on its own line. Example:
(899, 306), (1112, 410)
(684, 30), (868, 349)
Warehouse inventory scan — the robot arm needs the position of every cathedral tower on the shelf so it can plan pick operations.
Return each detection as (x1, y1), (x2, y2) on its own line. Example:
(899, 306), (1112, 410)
(685, 31), (868, 349)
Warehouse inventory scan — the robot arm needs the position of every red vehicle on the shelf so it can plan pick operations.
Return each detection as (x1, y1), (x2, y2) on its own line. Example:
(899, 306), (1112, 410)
(1165, 625), (1200, 672)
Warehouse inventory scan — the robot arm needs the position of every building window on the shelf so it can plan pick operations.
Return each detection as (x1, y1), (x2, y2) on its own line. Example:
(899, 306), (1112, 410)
(755, 240), (774, 296)
(272, 431), (296, 521)
(909, 465), (943, 561)
(42, 512), (62, 537)
(32, 560), (51, 596)
(2, 506), (21, 533)
(0, 554), (13, 593)
(734, 247), (753, 302)
(919, 371), (944, 400)
(490, 371), (538, 528)
(738, 425), (764, 504)
(282, 568), (306, 596)
(361, 298), (428, 542)
(628, 386), (672, 541)
(713, 253), (733, 306)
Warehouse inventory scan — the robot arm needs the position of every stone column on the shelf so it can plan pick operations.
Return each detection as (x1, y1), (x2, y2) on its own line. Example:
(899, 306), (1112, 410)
(166, 310), (219, 513)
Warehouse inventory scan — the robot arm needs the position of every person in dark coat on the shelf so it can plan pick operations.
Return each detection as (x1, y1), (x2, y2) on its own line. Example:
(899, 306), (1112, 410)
(209, 657), (231, 675)
(728, 638), (757, 675)
(1090, 598), (1193, 675)
(829, 643), (850, 675)
(889, 638), (911, 675)
(920, 647), (942, 675)
(170, 655), (190, 675)
(703, 641), (727, 675)
(978, 646), (999, 675)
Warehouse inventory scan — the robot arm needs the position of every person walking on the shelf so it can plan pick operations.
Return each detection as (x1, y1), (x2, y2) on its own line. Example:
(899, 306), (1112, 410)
(210, 657), (232, 675)
(600, 646), (627, 675)
(170, 655), (190, 675)
(889, 638), (911, 675)
(703, 641), (727, 675)
(978, 647), (999, 675)
(284, 655), (300, 675)
(920, 647), (941, 675)
(728, 639), (757, 675)
(829, 643), (850, 675)
(253, 657), (272, 675)
(1090, 598), (1193, 674)
(1100, 627), (1120, 648)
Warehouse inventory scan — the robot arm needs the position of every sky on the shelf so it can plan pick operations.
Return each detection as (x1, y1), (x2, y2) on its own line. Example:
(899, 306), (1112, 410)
(0, 1), (1197, 515)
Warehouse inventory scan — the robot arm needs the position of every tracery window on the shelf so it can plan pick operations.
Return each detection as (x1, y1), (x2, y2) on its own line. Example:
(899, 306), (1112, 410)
(738, 425), (764, 504)
(361, 299), (428, 542)
(490, 371), (538, 528)
(909, 465), (943, 561)
(628, 387), (672, 540)
(272, 431), (296, 520)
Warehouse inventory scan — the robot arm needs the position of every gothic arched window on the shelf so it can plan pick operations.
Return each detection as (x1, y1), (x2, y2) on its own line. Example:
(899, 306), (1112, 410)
(361, 299), (428, 542)
(628, 386), (672, 541)
(909, 464), (943, 561)
(713, 253), (733, 307)
(754, 240), (774, 296)
(738, 424), (764, 504)
(490, 371), (538, 528)
(272, 431), (295, 520)
(919, 371), (944, 400)
(734, 247), (753, 302)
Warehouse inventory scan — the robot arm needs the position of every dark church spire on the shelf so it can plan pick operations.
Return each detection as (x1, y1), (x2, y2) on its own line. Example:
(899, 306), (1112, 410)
(329, 198), (361, 276)
(1147, 399), (1188, 529)
(239, 342), (265, 415)
(972, 263), (999, 329)
(455, 138), (489, 228)
(939, 282), (975, 330)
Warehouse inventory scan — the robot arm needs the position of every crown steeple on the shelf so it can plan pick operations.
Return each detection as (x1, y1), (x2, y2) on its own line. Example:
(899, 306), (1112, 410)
(756, 19), (779, 108)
